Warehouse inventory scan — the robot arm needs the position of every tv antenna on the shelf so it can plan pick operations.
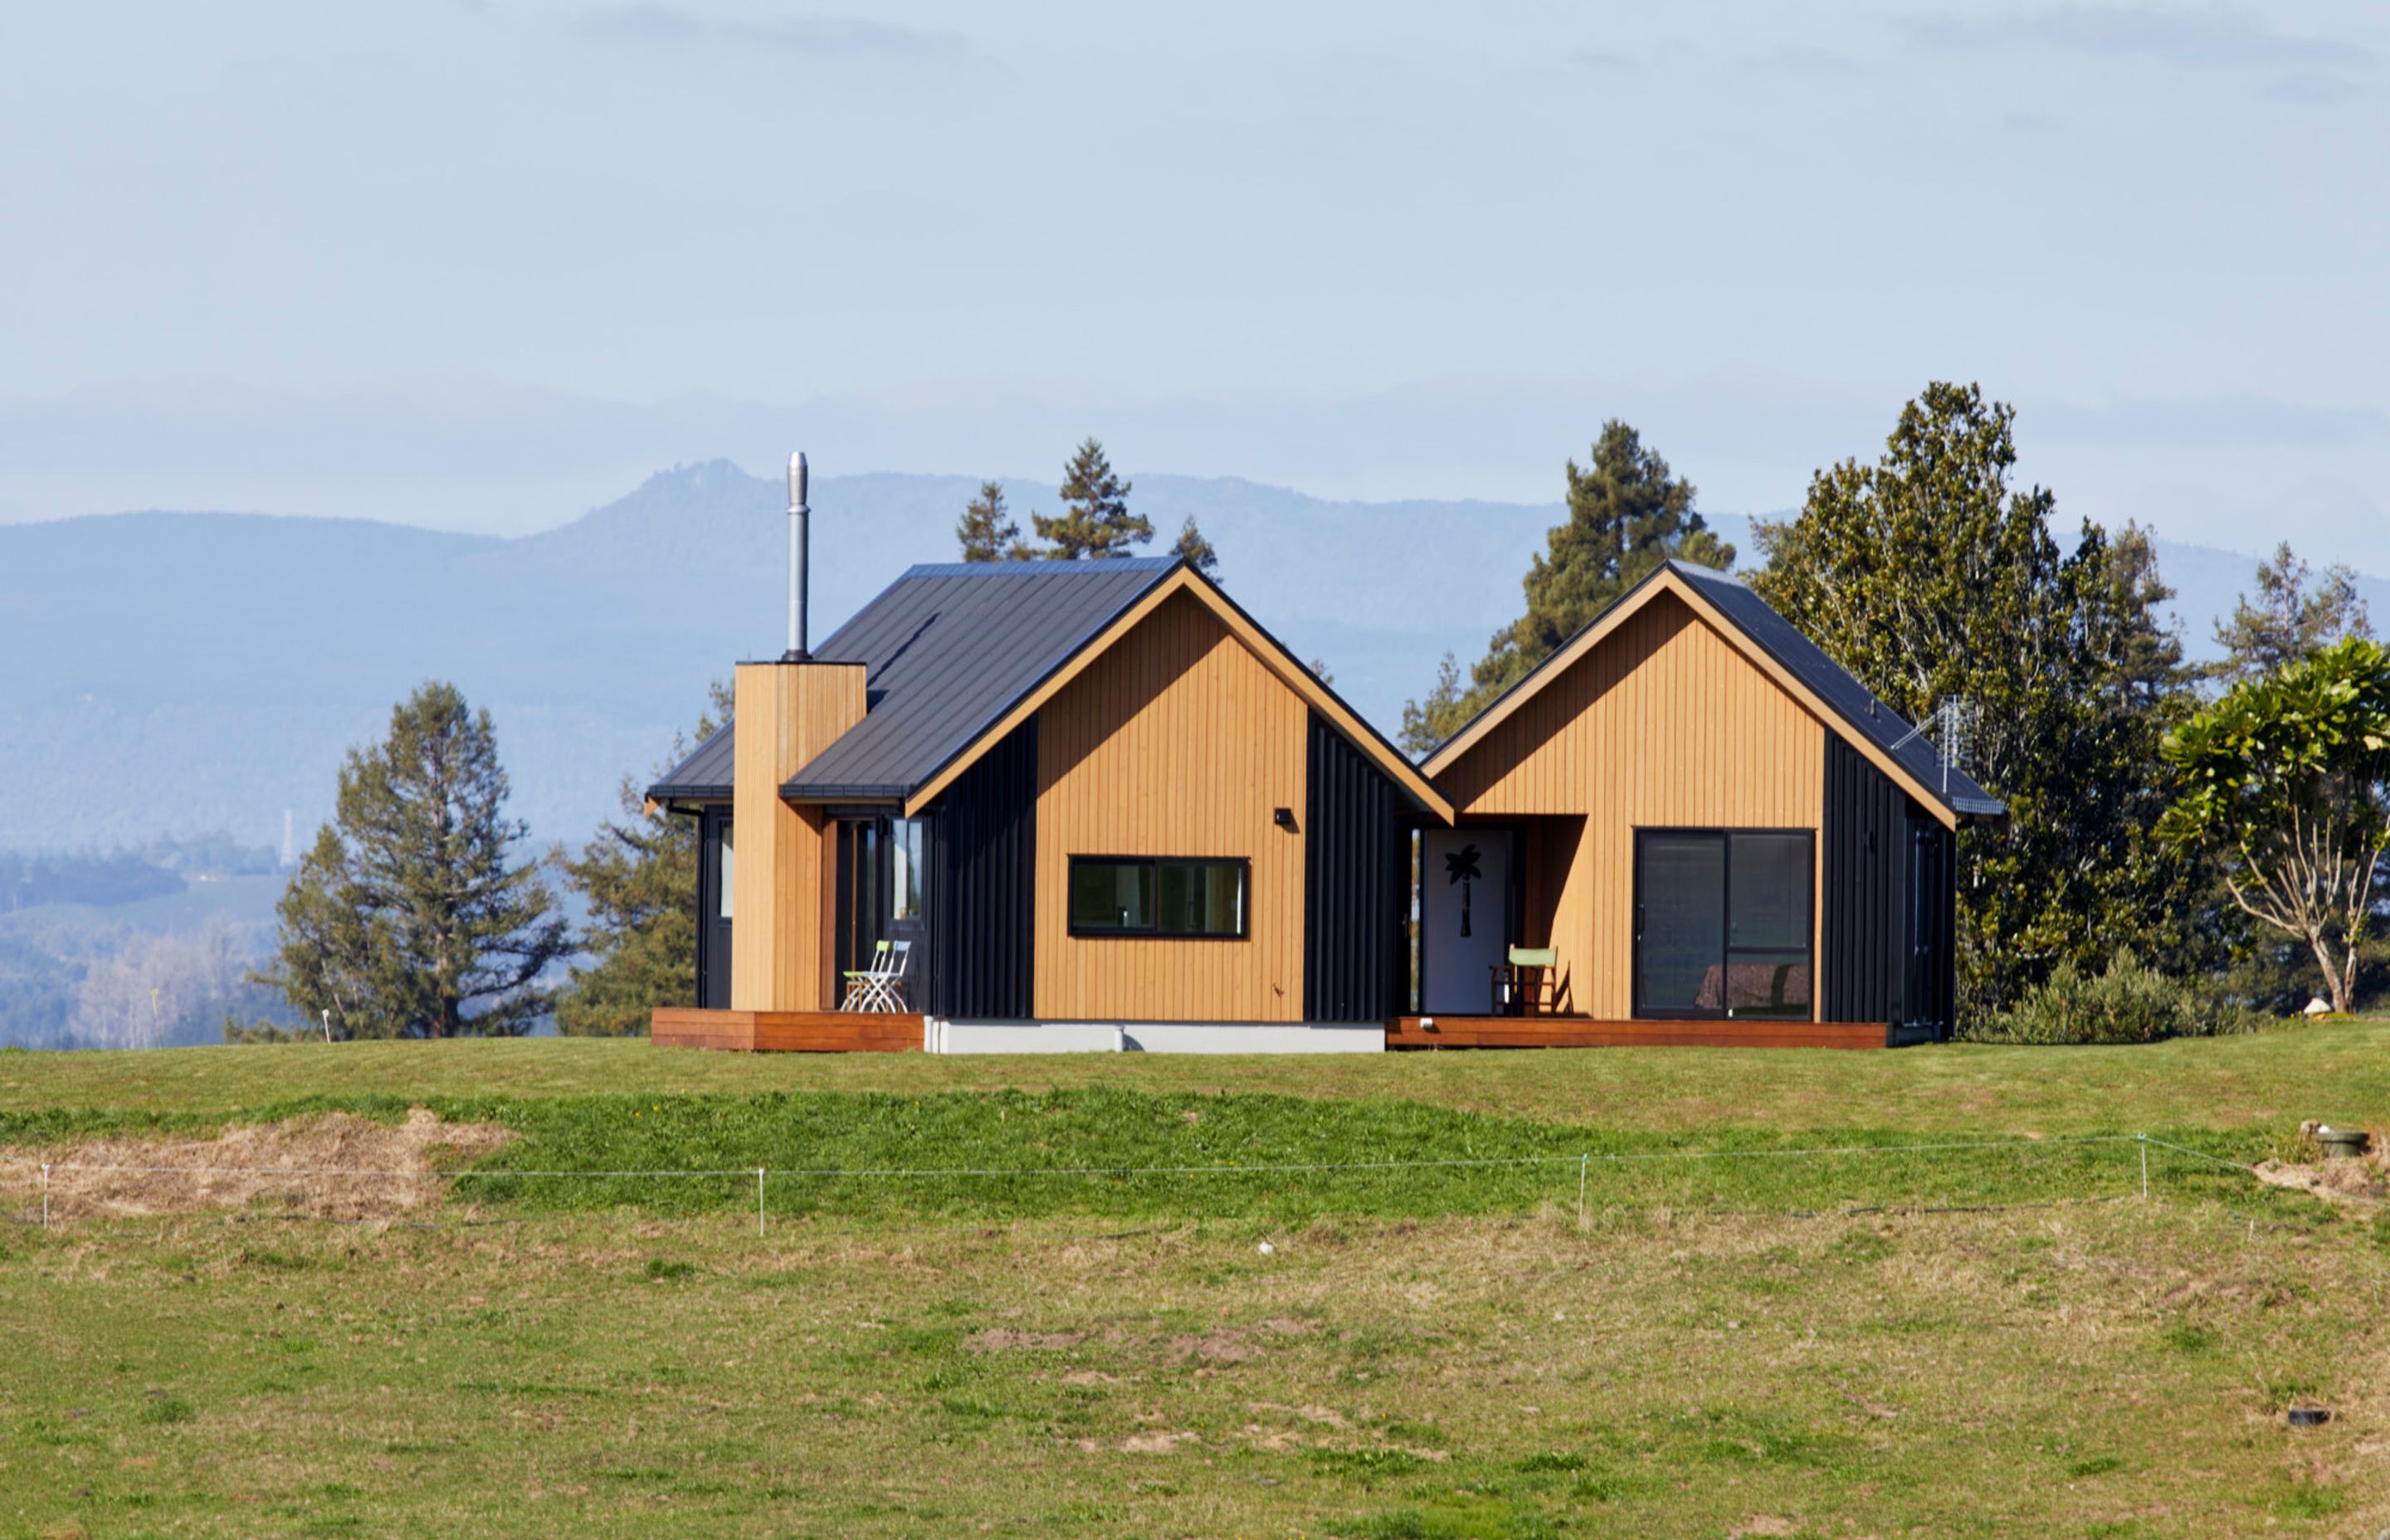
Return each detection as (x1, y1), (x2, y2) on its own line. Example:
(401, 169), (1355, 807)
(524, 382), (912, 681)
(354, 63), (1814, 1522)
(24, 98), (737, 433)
(1892, 697), (1978, 797)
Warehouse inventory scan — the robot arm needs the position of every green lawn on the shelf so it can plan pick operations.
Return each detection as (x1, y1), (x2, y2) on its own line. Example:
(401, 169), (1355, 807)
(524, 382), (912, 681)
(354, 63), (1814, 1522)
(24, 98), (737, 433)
(1, 1026), (2383, 1538)
(3, 1016), (2384, 1133)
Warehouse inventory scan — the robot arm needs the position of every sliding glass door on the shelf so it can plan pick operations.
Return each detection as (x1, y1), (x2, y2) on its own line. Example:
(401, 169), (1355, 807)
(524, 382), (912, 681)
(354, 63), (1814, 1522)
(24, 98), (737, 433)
(1633, 830), (1814, 1020)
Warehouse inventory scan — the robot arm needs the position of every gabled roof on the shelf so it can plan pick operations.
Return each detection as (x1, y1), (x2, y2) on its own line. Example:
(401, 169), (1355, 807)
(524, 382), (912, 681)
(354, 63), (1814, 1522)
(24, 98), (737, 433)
(788, 558), (1180, 800)
(1421, 560), (2005, 828)
(647, 719), (734, 803)
(648, 557), (1454, 823)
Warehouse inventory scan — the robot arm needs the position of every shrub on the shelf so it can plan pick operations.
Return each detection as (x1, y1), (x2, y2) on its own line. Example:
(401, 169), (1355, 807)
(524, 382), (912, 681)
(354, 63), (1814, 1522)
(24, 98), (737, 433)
(1967, 950), (2256, 1045)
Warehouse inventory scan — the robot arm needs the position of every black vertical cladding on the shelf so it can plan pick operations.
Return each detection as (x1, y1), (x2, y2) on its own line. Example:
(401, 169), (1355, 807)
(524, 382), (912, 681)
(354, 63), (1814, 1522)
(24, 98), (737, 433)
(1905, 811), (1958, 1037)
(1304, 712), (1406, 1021)
(1822, 735), (1907, 1026)
(923, 718), (1037, 1019)
(1822, 735), (1958, 1031)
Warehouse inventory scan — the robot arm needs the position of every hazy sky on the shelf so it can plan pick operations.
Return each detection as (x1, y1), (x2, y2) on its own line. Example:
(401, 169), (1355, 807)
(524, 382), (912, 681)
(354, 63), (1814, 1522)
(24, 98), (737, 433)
(2, 2), (2383, 563)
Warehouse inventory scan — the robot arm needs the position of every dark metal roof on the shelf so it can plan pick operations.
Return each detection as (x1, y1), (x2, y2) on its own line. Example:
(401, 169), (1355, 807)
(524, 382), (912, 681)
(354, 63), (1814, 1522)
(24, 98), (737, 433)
(646, 719), (734, 804)
(651, 558), (1182, 804)
(1661, 562), (2003, 818)
(788, 558), (1182, 798)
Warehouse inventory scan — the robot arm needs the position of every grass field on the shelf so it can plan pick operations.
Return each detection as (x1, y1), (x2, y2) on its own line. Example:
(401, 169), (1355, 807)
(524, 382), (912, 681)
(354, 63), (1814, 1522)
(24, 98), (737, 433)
(2, 1027), (2385, 1538)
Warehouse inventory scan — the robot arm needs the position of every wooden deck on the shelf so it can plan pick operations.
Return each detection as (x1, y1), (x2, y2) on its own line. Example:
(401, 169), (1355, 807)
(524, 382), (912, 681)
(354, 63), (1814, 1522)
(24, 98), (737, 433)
(651, 1008), (924, 1053)
(1385, 1016), (1890, 1050)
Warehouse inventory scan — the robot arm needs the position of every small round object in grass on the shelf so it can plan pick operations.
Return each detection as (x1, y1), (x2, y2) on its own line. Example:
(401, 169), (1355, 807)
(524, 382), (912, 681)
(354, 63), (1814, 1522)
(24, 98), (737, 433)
(1256, 1241), (1274, 1255)
(2286, 1407), (2330, 1427)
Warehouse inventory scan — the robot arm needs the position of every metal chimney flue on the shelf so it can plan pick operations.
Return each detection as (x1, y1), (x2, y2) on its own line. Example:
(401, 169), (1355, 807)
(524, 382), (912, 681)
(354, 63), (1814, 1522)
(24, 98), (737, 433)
(783, 451), (810, 661)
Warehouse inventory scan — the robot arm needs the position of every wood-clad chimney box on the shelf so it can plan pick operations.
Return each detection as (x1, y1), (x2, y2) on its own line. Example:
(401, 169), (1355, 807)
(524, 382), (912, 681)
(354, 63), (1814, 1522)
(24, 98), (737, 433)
(730, 660), (866, 1011)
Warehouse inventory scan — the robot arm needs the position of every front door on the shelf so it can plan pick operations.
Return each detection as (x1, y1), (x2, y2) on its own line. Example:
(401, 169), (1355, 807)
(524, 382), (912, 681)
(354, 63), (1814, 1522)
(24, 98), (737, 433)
(834, 817), (886, 990)
(1419, 828), (1512, 1015)
(835, 816), (931, 1009)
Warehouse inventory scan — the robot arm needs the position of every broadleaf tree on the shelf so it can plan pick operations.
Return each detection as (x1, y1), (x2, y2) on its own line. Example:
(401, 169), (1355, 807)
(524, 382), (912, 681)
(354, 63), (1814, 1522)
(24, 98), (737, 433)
(554, 680), (733, 1036)
(1400, 421), (1729, 755)
(1749, 382), (2196, 1019)
(262, 682), (568, 1038)
(2157, 636), (2390, 1014)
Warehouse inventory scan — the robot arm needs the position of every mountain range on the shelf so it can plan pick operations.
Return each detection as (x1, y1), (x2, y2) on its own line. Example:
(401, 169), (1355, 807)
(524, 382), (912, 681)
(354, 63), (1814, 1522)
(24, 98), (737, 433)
(0, 461), (2372, 854)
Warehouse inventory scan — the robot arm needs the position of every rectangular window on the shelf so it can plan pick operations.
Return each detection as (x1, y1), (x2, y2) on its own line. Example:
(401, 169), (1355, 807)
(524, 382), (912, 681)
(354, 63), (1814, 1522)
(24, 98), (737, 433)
(1068, 856), (1248, 938)
(1633, 830), (1813, 1020)
(715, 817), (734, 920)
(890, 818), (925, 924)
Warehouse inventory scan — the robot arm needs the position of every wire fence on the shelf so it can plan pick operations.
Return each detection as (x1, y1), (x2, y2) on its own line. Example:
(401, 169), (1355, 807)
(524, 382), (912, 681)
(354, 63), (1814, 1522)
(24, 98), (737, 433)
(0, 1133), (2274, 1235)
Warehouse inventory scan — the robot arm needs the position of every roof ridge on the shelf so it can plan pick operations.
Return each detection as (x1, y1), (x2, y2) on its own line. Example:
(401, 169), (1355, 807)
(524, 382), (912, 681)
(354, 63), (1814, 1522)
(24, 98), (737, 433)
(899, 556), (1181, 579)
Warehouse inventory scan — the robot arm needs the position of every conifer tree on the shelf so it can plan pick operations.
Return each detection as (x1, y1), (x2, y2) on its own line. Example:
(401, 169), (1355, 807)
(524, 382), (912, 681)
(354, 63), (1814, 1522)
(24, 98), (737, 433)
(1173, 515), (1220, 579)
(1750, 383), (2194, 1016)
(554, 682), (732, 1036)
(956, 480), (1034, 562)
(1397, 422), (1729, 755)
(2211, 542), (2373, 684)
(1032, 438), (1150, 558)
(262, 682), (567, 1038)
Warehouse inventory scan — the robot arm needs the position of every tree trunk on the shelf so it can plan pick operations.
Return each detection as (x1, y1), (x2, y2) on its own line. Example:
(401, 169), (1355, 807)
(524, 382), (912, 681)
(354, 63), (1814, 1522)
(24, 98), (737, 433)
(2309, 930), (2350, 1015)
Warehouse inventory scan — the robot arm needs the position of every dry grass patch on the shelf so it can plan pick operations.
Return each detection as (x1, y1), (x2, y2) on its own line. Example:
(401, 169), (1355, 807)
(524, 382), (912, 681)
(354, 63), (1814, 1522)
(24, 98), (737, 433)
(1, 1106), (512, 1221)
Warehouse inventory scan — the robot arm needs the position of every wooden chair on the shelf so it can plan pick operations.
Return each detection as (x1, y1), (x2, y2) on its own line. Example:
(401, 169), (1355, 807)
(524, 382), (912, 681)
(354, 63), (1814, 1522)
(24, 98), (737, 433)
(1490, 947), (1559, 1016)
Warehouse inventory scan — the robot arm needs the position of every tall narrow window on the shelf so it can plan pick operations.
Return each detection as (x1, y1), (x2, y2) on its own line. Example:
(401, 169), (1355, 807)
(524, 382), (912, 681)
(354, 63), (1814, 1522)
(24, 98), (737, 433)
(715, 817), (734, 919)
(1633, 831), (1813, 1019)
(1069, 857), (1247, 938)
(890, 818), (925, 924)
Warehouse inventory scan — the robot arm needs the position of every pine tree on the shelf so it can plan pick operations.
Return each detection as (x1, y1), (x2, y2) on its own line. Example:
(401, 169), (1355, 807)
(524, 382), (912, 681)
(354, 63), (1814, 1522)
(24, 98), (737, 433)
(1398, 653), (1466, 759)
(261, 682), (568, 1038)
(554, 681), (732, 1036)
(956, 480), (1035, 562)
(1173, 515), (1220, 579)
(2211, 541), (2373, 684)
(1032, 438), (1150, 558)
(1749, 383), (2196, 1018)
(1398, 421), (1729, 754)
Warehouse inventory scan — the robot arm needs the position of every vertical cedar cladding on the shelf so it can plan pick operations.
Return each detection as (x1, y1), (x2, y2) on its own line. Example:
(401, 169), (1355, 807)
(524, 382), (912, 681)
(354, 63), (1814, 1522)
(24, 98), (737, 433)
(924, 719), (1037, 1018)
(1304, 711), (1405, 1021)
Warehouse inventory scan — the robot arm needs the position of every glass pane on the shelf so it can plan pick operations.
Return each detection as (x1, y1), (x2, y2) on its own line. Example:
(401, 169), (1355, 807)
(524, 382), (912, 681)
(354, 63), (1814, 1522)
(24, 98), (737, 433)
(1729, 833), (1809, 950)
(1721, 951), (1812, 1017)
(890, 819), (924, 922)
(715, 818), (734, 919)
(1638, 835), (1725, 1014)
(1071, 860), (1154, 931)
(1160, 860), (1245, 936)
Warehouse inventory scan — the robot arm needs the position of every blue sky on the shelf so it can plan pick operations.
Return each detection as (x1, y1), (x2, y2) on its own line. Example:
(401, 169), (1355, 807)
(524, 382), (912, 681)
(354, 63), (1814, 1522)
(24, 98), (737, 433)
(1, 2), (2383, 562)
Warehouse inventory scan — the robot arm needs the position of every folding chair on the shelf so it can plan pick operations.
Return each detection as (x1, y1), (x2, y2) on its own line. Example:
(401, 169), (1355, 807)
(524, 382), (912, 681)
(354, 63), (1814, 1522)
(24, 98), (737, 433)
(874, 939), (914, 1013)
(843, 939), (915, 1012)
(841, 940), (895, 1012)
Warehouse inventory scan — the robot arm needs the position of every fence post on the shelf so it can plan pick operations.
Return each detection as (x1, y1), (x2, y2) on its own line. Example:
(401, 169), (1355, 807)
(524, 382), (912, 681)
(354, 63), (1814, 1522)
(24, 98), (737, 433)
(757, 1167), (767, 1236)
(2138, 1133), (2148, 1201)
(41, 1162), (50, 1229)
(1578, 1154), (1588, 1229)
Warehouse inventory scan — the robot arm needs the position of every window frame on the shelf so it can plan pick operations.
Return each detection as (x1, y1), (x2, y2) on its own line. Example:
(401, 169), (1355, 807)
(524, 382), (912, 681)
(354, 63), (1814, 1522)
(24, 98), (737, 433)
(1630, 827), (1816, 1021)
(1066, 855), (1252, 941)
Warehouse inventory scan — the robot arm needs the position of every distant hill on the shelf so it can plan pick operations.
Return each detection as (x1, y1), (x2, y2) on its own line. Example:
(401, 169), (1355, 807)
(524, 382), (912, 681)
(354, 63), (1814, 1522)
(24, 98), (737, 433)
(0, 461), (2369, 852)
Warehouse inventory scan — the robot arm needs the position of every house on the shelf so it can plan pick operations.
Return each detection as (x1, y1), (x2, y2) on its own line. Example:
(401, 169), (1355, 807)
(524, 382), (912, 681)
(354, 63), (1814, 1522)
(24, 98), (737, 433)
(1398, 559), (2002, 1050)
(646, 488), (2000, 1053)
(646, 554), (1450, 1052)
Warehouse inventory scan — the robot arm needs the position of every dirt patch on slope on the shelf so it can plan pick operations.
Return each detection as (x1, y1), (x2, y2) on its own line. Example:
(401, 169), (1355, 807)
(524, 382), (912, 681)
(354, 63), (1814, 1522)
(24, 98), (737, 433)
(3, 1107), (514, 1222)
